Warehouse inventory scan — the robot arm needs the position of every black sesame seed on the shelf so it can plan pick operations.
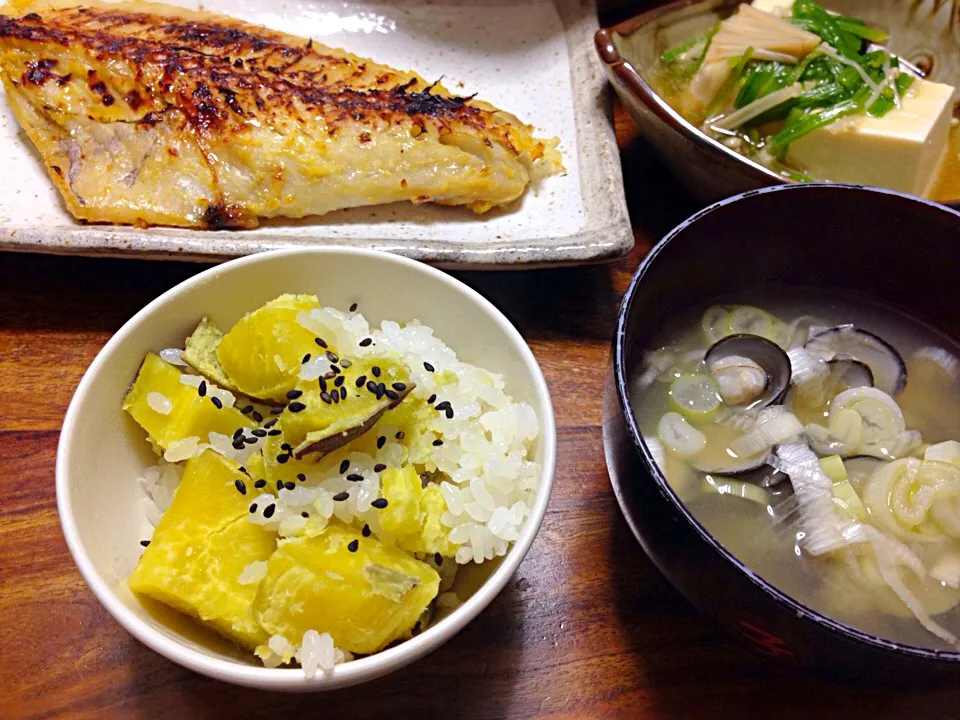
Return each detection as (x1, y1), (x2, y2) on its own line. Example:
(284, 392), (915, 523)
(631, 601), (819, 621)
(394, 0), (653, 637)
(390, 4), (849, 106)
(301, 353), (311, 364)
(288, 401), (306, 413)
(355, 375), (367, 388)
(250, 503), (258, 513)
(446, 407), (454, 419)
(374, 463), (386, 473)
(264, 418), (278, 428)
(324, 371), (336, 380)
(424, 362), (435, 372)
(210, 396), (223, 409)
(339, 460), (350, 474)
(232, 441), (246, 450)
(244, 437), (258, 445)
(362, 524), (371, 537)
(392, 382), (406, 392)
(281, 443), (292, 451)
(377, 436), (386, 449)
(302, 511), (310, 518)
(333, 491), (349, 501)
(314, 337), (328, 349)
(332, 390), (340, 404)
(371, 498), (388, 509)
(198, 380), (207, 397)
(375, 383), (385, 399)
(334, 375), (345, 388)
(286, 389), (303, 400)
(268, 429), (282, 436)
(139, 540), (151, 547)
(433, 439), (444, 446)
(263, 504), (276, 519)
(320, 391), (333, 404)
(366, 380), (378, 394)
(326, 350), (339, 364)
(340, 359), (352, 368)
(285, 481), (296, 491)
(297, 473), (306, 482)
(434, 553), (443, 566)
(255, 410), (268, 420)
(384, 389), (399, 400)
(372, 366), (381, 377)
(319, 377), (328, 392)
(346, 473), (364, 482)
(330, 365), (341, 375)
(277, 454), (290, 464)
(339, 387), (347, 400)
(276, 479), (284, 491)
(396, 431), (405, 440)
(347, 539), (359, 552)
(252, 428), (267, 437)
(234, 479), (247, 495)
(427, 394), (437, 404)
(349, 302), (358, 312)
(240, 405), (254, 414)
(233, 428), (244, 440)
(435, 400), (451, 411)
(359, 338), (372, 347)
(254, 479), (266, 488)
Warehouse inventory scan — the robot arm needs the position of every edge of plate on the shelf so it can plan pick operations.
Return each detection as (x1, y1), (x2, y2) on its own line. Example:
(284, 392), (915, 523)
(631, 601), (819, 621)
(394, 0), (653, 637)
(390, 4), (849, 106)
(0, 0), (633, 269)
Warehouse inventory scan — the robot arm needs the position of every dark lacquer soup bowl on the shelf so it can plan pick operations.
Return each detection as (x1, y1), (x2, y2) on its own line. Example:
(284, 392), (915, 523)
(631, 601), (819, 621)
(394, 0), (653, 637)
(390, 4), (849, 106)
(605, 183), (960, 682)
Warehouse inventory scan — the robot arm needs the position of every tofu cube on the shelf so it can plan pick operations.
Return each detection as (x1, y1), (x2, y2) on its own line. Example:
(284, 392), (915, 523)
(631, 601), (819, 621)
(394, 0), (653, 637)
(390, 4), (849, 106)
(786, 79), (955, 195)
(752, 0), (794, 16)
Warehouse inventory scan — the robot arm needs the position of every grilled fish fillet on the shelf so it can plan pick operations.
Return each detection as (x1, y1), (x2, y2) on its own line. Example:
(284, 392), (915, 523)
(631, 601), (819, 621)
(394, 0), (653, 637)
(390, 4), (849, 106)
(0, 1), (561, 228)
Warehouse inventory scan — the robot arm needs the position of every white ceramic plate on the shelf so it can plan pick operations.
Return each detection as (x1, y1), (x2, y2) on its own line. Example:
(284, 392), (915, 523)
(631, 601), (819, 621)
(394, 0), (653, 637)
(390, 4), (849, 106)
(0, 0), (631, 268)
(56, 247), (557, 690)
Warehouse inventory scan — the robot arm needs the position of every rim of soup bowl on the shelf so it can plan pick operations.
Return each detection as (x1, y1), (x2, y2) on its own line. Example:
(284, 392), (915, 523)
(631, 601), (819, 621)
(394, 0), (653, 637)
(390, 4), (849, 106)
(56, 246), (557, 691)
(612, 182), (960, 664)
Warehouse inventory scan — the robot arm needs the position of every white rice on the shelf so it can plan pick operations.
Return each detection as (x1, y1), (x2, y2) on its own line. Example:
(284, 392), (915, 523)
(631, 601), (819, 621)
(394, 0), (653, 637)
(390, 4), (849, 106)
(159, 347), (188, 366)
(237, 561), (268, 585)
(146, 391), (172, 415)
(137, 305), (542, 671)
(138, 459), (183, 532)
(239, 307), (542, 563)
(255, 630), (351, 675)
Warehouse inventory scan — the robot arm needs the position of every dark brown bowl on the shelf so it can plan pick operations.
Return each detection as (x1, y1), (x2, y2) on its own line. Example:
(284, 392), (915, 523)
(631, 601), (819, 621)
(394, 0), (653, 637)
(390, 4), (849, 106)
(605, 183), (960, 682)
(595, 0), (960, 205)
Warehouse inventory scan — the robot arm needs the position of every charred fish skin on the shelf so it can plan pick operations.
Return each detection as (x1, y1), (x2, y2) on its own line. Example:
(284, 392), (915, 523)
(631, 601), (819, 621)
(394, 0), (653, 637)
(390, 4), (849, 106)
(0, 1), (561, 229)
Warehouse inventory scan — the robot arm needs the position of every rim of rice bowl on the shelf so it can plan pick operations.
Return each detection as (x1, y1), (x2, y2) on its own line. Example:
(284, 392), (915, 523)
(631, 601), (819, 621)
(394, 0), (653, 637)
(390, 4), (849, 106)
(56, 247), (557, 691)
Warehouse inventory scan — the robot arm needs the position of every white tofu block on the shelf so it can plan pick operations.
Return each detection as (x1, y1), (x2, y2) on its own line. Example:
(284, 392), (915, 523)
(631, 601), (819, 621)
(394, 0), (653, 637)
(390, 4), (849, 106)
(752, 0), (794, 16)
(786, 78), (955, 195)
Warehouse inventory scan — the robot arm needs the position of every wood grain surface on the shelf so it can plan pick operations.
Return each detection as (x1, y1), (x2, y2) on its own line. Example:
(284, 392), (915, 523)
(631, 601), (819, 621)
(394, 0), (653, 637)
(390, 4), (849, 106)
(4, 49), (960, 720)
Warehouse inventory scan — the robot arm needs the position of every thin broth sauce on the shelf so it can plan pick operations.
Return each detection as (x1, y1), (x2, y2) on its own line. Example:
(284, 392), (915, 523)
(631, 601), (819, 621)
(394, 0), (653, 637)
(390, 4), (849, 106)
(631, 288), (960, 649)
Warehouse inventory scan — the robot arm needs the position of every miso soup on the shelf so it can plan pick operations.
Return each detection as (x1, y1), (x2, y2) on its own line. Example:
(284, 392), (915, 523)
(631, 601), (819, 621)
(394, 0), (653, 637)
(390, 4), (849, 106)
(631, 288), (960, 650)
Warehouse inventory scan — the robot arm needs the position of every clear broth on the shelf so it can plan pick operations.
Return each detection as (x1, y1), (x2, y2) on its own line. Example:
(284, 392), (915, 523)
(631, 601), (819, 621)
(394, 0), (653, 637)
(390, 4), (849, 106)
(631, 288), (960, 650)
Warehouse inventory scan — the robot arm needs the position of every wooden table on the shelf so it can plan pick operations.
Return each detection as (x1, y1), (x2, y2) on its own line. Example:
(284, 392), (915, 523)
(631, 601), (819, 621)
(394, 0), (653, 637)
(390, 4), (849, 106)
(4, 94), (960, 720)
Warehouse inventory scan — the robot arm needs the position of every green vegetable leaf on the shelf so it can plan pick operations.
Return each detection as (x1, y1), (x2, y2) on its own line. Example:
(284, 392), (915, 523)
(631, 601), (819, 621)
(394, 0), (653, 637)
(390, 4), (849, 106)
(780, 167), (816, 182)
(835, 17), (889, 44)
(705, 47), (754, 117)
(734, 62), (783, 109)
(660, 36), (699, 64)
(770, 84), (869, 153)
(867, 72), (916, 118)
(790, 0), (862, 59)
(794, 81), (849, 108)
